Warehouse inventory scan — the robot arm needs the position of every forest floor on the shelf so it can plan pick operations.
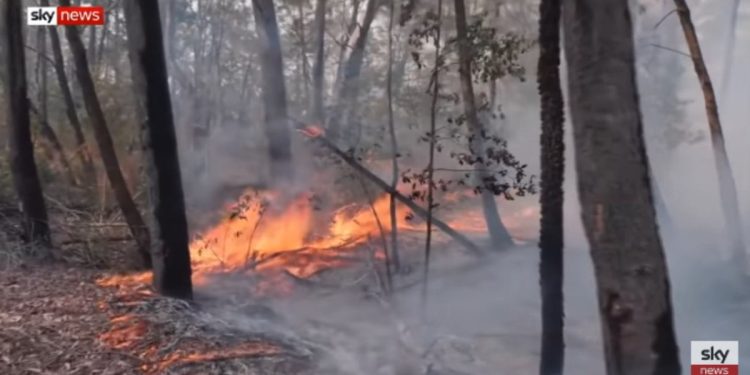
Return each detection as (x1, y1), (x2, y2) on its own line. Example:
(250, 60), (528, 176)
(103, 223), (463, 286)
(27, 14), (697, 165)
(0, 261), (317, 375)
(2, 212), (750, 374)
(0, 264), (141, 374)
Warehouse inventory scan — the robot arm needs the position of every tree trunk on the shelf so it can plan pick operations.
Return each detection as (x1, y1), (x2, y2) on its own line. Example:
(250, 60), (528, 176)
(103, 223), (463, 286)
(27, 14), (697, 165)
(87, 25), (97, 71)
(124, 0), (193, 299)
(252, 0), (293, 183)
(422, 0), (444, 305)
(672, 0), (748, 274)
(311, 0), (327, 122)
(333, 0), (361, 93)
(2, 0), (51, 246)
(562, 0), (681, 373)
(297, 1), (310, 105)
(387, 0), (401, 271)
(453, 0), (513, 250)
(719, 0), (740, 100)
(537, 0), (564, 373)
(35, 28), (78, 186)
(328, 0), (379, 143)
(60, 0), (152, 268)
(43, 0), (96, 182)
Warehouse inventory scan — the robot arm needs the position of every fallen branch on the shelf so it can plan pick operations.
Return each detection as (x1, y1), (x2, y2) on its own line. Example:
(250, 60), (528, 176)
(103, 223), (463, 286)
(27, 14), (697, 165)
(293, 122), (483, 256)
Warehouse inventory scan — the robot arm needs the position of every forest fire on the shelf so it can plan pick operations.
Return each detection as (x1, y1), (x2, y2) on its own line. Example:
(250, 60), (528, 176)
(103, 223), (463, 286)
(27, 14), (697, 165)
(189, 190), (419, 281)
(97, 188), (538, 295)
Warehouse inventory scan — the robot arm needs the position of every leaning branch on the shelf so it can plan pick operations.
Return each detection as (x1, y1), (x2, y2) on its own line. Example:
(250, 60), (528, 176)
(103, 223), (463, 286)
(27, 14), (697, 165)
(293, 122), (484, 256)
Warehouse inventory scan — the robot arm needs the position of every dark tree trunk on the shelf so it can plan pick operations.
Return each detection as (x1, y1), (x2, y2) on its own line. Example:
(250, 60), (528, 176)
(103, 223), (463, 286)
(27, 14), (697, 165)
(252, 0), (293, 183)
(537, 0), (564, 373)
(453, 0), (513, 250)
(43, 0), (96, 182)
(2, 0), (51, 246)
(328, 0), (379, 143)
(311, 0), (327, 123)
(60, 0), (152, 268)
(124, 0), (193, 299)
(562, 0), (681, 373)
(672, 0), (748, 276)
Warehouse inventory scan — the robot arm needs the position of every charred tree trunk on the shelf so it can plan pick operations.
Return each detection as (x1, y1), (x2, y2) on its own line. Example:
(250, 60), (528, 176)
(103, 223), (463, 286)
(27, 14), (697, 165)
(2, 0), (51, 246)
(672, 0), (748, 274)
(562, 0), (681, 374)
(311, 0), (326, 122)
(537, 0), (564, 373)
(60, 0), (152, 268)
(43, 0), (96, 182)
(252, 0), (293, 183)
(328, 0), (379, 143)
(124, 0), (193, 299)
(453, 0), (513, 250)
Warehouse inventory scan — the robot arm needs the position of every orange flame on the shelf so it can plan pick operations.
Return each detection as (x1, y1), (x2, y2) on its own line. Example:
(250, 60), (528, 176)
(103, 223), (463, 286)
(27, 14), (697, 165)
(189, 191), (417, 281)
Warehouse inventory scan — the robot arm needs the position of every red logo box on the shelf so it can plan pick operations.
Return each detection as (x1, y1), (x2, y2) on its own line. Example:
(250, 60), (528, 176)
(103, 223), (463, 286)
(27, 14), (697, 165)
(57, 6), (105, 26)
(691, 364), (738, 375)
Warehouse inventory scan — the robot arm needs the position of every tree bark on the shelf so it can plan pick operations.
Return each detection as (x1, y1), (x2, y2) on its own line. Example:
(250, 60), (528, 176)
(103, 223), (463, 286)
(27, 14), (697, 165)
(2, 0), (51, 246)
(453, 0), (513, 250)
(562, 0), (681, 373)
(43, 0), (96, 182)
(672, 0), (748, 274)
(124, 0), (193, 299)
(252, 0), (293, 183)
(537, 0), (564, 373)
(311, 0), (327, 122)
(60, 0), (152, 268)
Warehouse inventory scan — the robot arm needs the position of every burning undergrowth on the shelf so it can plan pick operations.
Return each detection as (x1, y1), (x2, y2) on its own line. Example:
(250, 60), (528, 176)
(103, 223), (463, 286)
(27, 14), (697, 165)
(96, 275), (315, 374)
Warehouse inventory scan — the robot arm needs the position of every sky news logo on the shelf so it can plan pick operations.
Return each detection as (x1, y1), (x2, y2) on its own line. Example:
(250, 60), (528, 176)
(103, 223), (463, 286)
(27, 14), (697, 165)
(691, 341), (739, 375)
(27, 6), (105, 26)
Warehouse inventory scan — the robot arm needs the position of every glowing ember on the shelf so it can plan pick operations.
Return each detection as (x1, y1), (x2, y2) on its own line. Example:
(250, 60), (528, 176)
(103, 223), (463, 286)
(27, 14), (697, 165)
(297, 124), (325, 138)
(98, 314), (148, 350)
(145, 342), (283, 374)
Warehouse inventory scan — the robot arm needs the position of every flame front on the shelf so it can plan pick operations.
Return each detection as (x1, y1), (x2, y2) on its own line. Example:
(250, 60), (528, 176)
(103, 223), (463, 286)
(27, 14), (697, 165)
(189, 191), (418, 282)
